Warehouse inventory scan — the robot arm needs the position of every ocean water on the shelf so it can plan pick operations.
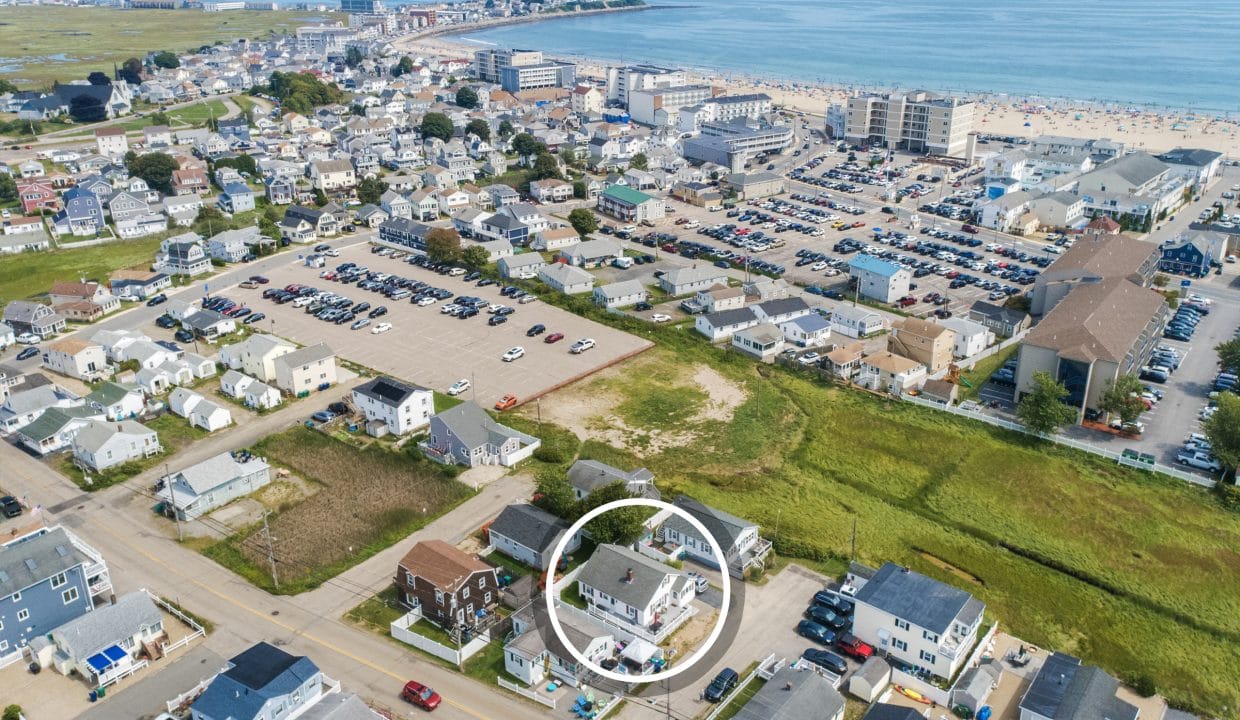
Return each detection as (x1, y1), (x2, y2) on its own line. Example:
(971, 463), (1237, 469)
(449, 0), (1240, 112)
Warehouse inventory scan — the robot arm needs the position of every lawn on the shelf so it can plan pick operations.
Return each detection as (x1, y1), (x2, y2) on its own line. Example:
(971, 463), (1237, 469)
(958, 343), (1019, 400)
(714, 677), (764, 720)
(201, 427), (472, 594)
(523, 342), (1240, 715)
(57, 411), (209, 491)
(0, 7), (340, 89)
(0, 236), (165, 302)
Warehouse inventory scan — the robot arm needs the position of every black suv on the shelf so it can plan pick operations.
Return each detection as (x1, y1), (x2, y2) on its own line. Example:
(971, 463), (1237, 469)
(0, 496), (22, 519)
(704, 668), (739, 702)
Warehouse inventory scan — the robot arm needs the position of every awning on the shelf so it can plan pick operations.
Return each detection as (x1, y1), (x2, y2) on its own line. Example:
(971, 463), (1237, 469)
(86, 644), (127, 673)
(621, 638), (659, 665)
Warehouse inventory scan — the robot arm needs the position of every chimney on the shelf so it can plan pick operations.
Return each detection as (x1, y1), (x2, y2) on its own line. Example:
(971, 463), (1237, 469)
(624, 568), (634, 583)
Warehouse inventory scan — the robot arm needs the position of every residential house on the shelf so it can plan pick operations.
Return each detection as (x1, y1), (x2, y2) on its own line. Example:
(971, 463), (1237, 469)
(46, 591), (163, 687)
(452, 208), (490, 238)
(488, 503), (581, 570)
(172, 168), (210, 195)
(264, 177), (297, 206)
(938, 317), (995, 359)
(273, 343), (337, 394)
(0, 323), (14, 351)
(155, 233), (212, 276)
(888, 317), (956, 373)
(94, 127), (128, 158)
(660, 267), (730, 296)
(498, 252), (547, 280)
(695, 307), (759, 342)
(567, 459), (657, 501)
(181, 310), (236, 342)
(848, 255), (912, 303)
(104, 191), (151, 224)
(859, 351), (927, 394)
(780, 313), (832, 348)
(71, 420), (160, 472)
(483, 184), (521, 209)
(48, 281), (121, 321)
(219, 183), (257, 214)
(726, 172), (785, 200)
(593, 279), (647, 309)
(354, 204), (389, 228)
(0, 382), (82, 435)
(967, 301), (1030, 338)
(42, 339), (107, 381)
(420, 402), (541, 467)
(394, 540), (500, 632)
(206, 228), (251, 263)
(850, 562), (986, 681)
(1018, 652), (1139, 720)
(377, 216), (431, 252)
(190, 642), (326, 720)
(3, 300), (65, 339)
(0, 526), (111, 659)
(532, 226), (580, 252)
(731, 323), (785, 360)
(219, 333), (296, 381)
(597, 185), (665, 223)
(539, 263), (595, 295)
(732, 666), (845, 720)
(51, 186), (105, 237)
(16, 179), (59, 215)
(351, 376), (433, 436)
(690, 285), (746, 314)
(168, 388), (232, 432)
(529, 178), (573, 203)
(284, 205), (338, 239)
(15, 405), (102, 455)
(829, 306), (885, 338)
(243, 381), (281, 411)
(1159, 229), (1226, 277)
(479, 212), (529, 246)
(504, 604), (614, 688)
(576, 544), (694, 628)
(310, 158), (357, 192)
(85, 381), (145, 420)
(661, 496), (771, 578)
(159, 451), (272, 520)
(163, 194), (204, 226)
(115, 213), (168, 240)
(561, 237), (623, 268)
(408, 189), (440, 221)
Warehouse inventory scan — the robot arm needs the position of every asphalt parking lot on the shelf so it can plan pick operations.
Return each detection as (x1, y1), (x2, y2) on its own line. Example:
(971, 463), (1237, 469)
(250, 244), (653, 407)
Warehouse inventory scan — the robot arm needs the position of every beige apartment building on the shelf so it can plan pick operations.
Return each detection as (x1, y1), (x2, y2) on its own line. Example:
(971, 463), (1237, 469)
(843, 91), (975, 157)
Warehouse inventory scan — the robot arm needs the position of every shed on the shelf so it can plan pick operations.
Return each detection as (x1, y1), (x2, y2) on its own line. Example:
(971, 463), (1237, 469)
(847, 656), (891, 702)
(950, 661), (1000, 714)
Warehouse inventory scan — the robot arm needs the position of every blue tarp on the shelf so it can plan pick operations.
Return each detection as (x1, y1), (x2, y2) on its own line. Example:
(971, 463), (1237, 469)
(86, 645), (126, 673)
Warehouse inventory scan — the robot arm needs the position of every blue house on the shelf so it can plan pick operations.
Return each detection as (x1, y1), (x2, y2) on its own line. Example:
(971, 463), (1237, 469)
(480, 212), (529, 246)
(0, 526), (112, 659)
(217, 117), (251, 142)
(1159, 230), (1225, 277)
(51, 186), (105, 237)
(378, 217), (431, 252)
(191, 642), (326, 720)
(219, 183), (257, 214)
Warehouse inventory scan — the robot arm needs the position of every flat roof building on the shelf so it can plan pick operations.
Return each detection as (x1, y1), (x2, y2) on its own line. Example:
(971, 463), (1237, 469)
(844, 90), (975, 157)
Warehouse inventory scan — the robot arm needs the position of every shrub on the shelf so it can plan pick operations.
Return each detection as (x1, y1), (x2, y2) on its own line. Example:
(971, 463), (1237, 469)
(4, 705), (23, 720)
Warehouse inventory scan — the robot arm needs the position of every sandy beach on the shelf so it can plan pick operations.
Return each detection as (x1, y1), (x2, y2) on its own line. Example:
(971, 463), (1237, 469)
(401, 34), (1240, 157)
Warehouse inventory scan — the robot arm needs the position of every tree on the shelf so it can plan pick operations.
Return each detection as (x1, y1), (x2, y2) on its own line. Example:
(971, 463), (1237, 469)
(426, 227), (462, 263)
(1216, 337), (1240, 373)
(191, 206), (229, 237)
(4, 705), (23, 720)
(345, 46), (365, 69)
(498, 120), (514, 139)
(511, 133), (542, 157)
(69, 95), (107, 123)
(572, 180), (586, 199)
(355, 176), (385, 205)
(1098, 374), (1147, 426)
(0, 79), (18, 95)
(393, 56), (414, 77)
(87, 71), (111, 86)
(152, 50), (180, 69)
(462, 245), (490, 268)
(420, 112), (454, 142)
(0, 174), (17, 204)
(126, 152), (179, 194)
(1204, 393), (1240, 477)
(1152, 273), (1170, 288)
(568, 208), (597, 237)
(119, 57), (144, 84)
(1016, 371), (1078, 436)
(313, 189), (328, 207)
(533, 472), (576, 519)
(578, 483), (649, 545)
(530, 152), (563, 182)
(149, 111), (171, 127)
(212, 154), (257, 177)
(456, 86), (479, 109)
(465, 118), (490, 141)
(629, 152), (648, 170)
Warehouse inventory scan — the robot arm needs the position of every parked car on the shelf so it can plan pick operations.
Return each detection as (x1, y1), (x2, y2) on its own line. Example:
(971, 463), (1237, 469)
(812, 590), (853, 615)
(544, 333), (565, 344)
(401, 680), (442, 711)
(703, 668), (739, 703)
(370, 322), (393, 334)
(797, 620), (836, 645)
(834, 633), (874, 661)
(488, 315), (508, 326)
(145, 293), (168, 306)
(447, 378), (471, 396)
(16, 347), (39, 361)
(0, 495), (21, 519)
(311, 410), (337, 423)
(155, 314), (178, 329)
(16, 332), (40, 344)
(805, 604), (849, 630)
(174, 329), (194, 343)
(569, 338), (596, 354)
(526, 323), (546, 337)
(494, 394), (518, 411)
(651, 313), (672, 323)
(1178, 451), (1222, 472)
(502, 346), (525, 362)
(800, 648), (848, 675)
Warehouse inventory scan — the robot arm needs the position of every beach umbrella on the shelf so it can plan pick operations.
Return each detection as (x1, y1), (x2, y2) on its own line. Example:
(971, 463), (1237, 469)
(1023, 122), (1032, 127)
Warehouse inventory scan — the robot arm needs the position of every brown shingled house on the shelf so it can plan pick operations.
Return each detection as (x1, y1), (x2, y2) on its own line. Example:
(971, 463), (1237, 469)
(1029, 232), (1159, 315)
(395, 540), (500, 633)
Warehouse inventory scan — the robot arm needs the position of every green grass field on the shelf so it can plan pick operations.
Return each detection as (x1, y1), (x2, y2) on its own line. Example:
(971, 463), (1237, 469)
(0, 236), (165, 302)
(525, 342), (1240, 715)
(52, 99), (230, 137)
(0, 7), (340, 88)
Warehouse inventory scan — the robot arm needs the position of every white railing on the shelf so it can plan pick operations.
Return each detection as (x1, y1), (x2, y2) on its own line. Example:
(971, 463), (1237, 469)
(98, 658), (149, 688)
(147, 590), (208, 655)
(497, 677), (558, 709)
(902, 395), (1214, 487)
(166, 676), (216, 714)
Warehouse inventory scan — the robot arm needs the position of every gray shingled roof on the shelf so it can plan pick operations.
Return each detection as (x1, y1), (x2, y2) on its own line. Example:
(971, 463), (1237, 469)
(174, 452), (269, 496)
(577, 544), (679, 611)
(434, 402), (523, 450)
(489, 504), (571, 555)
(53, 591), (161, 661)
(733, 666), (845, 720)
(853, 562), (976, 635)
(663, 496), (756, 551)
(275, 342), (334, 369)
(702, 307), (758, 329)
(567, 459), (653, 493)
(1020, 652), (1138, 720)
(73, 420), (153, 455)
(0, 527), (90, 596)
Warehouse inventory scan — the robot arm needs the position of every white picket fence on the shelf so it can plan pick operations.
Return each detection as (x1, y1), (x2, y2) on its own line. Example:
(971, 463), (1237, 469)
(390, 610), (491, 665)
(704, 654), (778, 720)
(902, 395), (1214, 487)
(498, 677), (558, 709)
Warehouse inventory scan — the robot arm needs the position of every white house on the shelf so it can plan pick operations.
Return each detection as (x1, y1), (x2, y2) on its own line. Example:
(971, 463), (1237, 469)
(576, 544), (694, 629)
(47, 591), (163, 687)
(593, 279), (647, 309)
(660, 496), (770, 579)
(219, 334), (296, 382)
(848, 255), (912, 303)
(504, 604), (614, 688)
(351, 376), (432, 436)
(858, 351), (927, 394)
(159, 451), (272, 520)
(829, 306), (886, 338)
(539, 263), (595, 295)
(84, 381), (145, 421)
(488, 503), (581, 570)
(731, 323), (785, 360)
(273, 343), (337, 394)
(567, 459), (657, 501)
(659, 267), (730, 296)
(42, 339), (108, 381)
(168, 388), (232, 431)
(695, 307), (758, 342)
(938, 317), (995, 359)
(71, 420), (161, 472)
(780, 313), (832, 348)
(850, 562), (985, 681)
(420, 402), (541, 467)
(498, 252), (547, 279)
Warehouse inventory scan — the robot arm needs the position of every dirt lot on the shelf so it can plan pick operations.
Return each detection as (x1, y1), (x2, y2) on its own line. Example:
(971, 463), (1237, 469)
(249, 243), (653, 407)
(207, 426), (472, 591)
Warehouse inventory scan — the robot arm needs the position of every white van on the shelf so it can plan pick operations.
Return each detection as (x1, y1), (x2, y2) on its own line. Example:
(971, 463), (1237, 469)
(612, 257), (634, 269)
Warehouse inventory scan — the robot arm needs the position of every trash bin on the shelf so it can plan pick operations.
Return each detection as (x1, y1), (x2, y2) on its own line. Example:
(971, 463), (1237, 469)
(97, 686), (106, 698)
(89, 691), (98, 703)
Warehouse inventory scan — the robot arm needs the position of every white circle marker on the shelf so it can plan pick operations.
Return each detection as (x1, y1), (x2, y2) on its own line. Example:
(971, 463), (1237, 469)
(543, 498), (731, 683)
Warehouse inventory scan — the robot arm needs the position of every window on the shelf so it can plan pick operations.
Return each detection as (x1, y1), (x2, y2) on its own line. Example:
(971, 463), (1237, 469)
(17, 609), (29, 622)
(51, 572), (67, 588)
(63, 587), (79, 604)
(892, 638), (907, 652)
(462, 587), (470, 600)
(478, 576), (486, 589)
(11, 592), (19, 603)
(923, 630), (939, 643)
(894, 618), (909, 631)
(434, 589), (444, 605)
(0, 640), (7, 652)
(919, 650), (936, 665)
(484, 591), (492, 604)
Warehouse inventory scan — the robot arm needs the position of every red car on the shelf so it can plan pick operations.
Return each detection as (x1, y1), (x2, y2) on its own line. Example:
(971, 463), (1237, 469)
(494, 394), (518, 411)
(961, 224), (979, 234)
(834, 633), (874, 661)
(402, 680), (442, 711)
(896, 296), (917, 308)
(544, 332), (565, 344)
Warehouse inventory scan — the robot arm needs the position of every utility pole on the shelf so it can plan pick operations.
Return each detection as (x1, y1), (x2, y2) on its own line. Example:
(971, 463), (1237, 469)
(536, 397), (542, 434)
(261, 511), (279, 590)
(850, 517), (857, 563)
